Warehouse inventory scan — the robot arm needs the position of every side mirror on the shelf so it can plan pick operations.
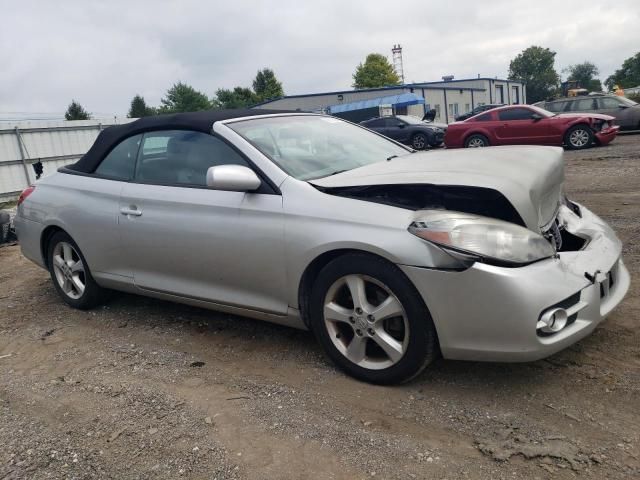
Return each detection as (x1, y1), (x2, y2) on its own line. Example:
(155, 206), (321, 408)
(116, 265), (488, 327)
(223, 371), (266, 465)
(618, 104), (629, 109)
(397, 123), (406, 128)
(531, 113), (543, 121)
(206, 165), (261, 192)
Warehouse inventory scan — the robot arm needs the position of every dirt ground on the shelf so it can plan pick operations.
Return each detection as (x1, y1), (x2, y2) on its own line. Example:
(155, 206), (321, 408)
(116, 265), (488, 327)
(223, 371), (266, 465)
(1, 136), (639, 480)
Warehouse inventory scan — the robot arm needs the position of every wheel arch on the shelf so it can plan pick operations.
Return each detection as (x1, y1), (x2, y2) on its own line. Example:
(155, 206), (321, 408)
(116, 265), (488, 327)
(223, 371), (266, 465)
(566, 121), (592, 130)
(463, 131), (490, 146)
(40, 224), (67, 268)
(296, 247), (439, 336)
(563, 122), (594, 147)
(412, 129), (431, 139)
(298, 248), (395, 329)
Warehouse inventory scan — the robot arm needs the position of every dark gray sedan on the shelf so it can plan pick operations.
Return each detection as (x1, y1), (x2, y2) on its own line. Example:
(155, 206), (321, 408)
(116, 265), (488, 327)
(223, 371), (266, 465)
(536, 95), (640, 130)
(360, 115), (445, 149)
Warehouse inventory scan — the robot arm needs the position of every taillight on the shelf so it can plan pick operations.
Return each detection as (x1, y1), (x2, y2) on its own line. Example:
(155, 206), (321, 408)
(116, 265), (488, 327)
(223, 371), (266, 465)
(17, 185), (35, 206)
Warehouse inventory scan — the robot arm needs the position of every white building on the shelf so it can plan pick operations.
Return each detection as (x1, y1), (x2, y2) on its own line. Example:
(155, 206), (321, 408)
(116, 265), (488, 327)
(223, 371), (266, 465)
(253, 77), (526, 123)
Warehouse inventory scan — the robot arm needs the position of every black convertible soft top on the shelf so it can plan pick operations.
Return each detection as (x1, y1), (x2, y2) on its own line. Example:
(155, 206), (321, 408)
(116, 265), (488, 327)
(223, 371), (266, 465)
(68, 109), (296, 173)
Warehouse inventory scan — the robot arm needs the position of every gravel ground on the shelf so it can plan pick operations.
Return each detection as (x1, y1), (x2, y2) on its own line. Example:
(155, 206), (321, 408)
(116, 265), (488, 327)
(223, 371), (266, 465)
(1, 136), (639, 479)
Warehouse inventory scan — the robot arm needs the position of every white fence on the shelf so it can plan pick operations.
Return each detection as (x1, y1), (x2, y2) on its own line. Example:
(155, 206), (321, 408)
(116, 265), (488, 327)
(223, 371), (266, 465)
(0, 118), (135, 202)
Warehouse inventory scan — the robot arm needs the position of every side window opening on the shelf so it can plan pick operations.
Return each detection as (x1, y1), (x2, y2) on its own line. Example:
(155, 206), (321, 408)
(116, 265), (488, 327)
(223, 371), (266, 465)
(497, 108), (535, 121)
(473, 112), (493, 122)
(94, 134), (142, 180)
(134, 130), (249, 187)
(598, 97), (622, 109)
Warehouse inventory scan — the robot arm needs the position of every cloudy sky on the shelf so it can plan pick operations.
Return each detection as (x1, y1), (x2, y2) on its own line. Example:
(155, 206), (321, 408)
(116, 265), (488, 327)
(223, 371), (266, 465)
(1, 0), (639, 119)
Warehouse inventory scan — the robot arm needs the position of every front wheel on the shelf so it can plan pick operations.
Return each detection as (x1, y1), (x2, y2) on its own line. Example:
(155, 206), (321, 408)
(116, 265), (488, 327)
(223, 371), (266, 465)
(411, 133), (428, 150)
(564, 125), (594, 150)
(47, 231), (109, 309)
(309, 253), (439, 384)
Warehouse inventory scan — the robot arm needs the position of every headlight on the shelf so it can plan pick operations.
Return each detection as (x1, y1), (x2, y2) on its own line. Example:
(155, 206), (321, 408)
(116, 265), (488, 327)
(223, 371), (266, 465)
(408, 211), (556, 266)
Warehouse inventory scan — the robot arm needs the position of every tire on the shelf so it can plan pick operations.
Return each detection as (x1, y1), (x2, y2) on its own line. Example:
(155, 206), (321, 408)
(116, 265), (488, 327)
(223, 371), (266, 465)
(464, 134), (489, 148)
(47, 231), (109, 310)
(564, 124), (594, 150)
(411, 133), (428, 150)
(308, 253), (439, 384)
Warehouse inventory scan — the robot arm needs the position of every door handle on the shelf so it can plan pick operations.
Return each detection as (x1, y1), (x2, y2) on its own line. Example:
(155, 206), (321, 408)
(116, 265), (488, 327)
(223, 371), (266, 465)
(120, 206), (142, 217)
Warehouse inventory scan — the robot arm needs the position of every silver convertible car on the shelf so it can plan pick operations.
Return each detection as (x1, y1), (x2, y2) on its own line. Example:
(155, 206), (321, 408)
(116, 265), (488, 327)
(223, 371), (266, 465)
(15, 110), (629, 384)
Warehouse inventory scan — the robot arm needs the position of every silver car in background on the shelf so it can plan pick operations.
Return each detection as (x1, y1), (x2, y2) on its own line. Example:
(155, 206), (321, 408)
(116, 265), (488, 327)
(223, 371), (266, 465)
(15, 110), (630, 384)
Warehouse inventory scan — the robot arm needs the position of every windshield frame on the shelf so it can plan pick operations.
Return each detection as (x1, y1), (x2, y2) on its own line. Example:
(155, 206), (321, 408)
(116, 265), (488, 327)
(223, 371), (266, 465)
(225, 114), (412, 181)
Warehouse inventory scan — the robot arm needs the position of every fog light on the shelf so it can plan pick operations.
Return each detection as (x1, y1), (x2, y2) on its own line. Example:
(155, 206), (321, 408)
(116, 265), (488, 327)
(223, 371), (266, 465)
(537, 308), (568, 333)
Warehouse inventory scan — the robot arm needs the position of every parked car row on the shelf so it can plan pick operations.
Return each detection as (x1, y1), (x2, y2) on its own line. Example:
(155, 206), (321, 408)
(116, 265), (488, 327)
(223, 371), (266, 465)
(360, 102), (620, 151)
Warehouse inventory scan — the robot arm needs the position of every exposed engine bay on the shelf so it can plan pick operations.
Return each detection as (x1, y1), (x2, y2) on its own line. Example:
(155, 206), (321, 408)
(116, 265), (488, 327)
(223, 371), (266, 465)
(317, 183), (526, 226)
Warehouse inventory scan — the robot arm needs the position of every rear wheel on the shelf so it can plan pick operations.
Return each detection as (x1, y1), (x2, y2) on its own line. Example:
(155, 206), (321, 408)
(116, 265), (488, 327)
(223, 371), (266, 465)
(564, 125), (594, 150)
(411, 133), (428, 150)
(464, 134), (489, 148)
(309, 253), (439, 384)
(47, 231), (108, 309)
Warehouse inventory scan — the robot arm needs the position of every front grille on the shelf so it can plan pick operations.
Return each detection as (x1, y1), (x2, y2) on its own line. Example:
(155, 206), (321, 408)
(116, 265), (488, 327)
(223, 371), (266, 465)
(599, 262), (618, 299)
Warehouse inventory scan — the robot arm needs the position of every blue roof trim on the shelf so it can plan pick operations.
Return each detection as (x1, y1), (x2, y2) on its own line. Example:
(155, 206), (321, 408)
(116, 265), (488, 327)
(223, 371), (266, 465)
(328, 93), (425, 113)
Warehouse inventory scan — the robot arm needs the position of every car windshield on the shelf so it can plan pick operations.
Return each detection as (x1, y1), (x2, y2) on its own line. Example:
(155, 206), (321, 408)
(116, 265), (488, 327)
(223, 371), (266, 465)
(395, 115), (424, 125)
(227, 115), (411, 180)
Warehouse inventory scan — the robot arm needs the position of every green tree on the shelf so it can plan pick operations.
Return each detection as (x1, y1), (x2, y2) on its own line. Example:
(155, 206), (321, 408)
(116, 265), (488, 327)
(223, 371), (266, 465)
(352, 53), (401, 89)
(252, 68), (284, 101)
(128, 94), (156, 117)
(158, 82), (212, 113)
(563, 62), (602, 92)
(215, 87), (259, 109)
(64, 100), (91, 120)
(508, 46), (560, 103)
(605, 52), (640, 90)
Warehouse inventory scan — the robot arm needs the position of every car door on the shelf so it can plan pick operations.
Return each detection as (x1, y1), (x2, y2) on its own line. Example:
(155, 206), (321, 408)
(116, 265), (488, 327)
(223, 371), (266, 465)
(568, 97), (597, 114)
(383, 118), (410, 142)
(72, 133), (143, 282)
(595, 97), (631, 128)
(119, 129), (288, 315)
(495, 107), (551, 144)
(363, 118), (387, 136)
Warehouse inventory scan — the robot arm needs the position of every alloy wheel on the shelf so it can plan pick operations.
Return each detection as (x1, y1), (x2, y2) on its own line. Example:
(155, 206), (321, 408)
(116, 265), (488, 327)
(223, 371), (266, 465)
(467, 137), (486, 147)
(323, 274), (409, 370)
(412, 134), (426, 149)
(569, 129), (590, 148)
(52, 241), (86, 299)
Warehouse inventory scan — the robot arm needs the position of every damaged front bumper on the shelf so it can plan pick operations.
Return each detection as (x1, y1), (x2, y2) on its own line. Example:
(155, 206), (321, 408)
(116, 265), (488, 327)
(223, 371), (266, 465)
(594, 125), (619, 146)
(400, 203), (630, 362)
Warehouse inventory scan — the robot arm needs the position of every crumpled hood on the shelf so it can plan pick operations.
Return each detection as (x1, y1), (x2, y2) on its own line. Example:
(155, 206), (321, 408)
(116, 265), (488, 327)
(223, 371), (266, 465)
(311, 146), (565, 232)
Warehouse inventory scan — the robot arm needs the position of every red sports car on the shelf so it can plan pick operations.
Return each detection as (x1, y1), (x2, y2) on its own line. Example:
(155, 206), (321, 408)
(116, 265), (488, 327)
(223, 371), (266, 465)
(444, 104), (619, 150)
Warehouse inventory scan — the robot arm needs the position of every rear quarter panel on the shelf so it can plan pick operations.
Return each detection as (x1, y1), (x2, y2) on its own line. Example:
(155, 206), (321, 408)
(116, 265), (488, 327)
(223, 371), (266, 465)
(20, 172), (127, 279)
